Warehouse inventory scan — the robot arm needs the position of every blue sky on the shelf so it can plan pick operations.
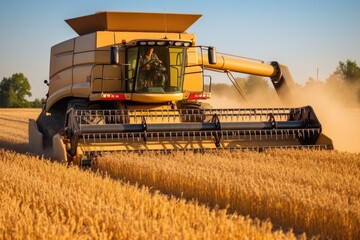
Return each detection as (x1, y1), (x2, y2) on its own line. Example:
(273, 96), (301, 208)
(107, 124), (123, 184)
(0, 0), (359, 100)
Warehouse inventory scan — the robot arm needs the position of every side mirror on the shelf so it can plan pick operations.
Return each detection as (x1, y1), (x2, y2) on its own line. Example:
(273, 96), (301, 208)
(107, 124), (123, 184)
(110, 46), (120, 64)
(208, 47), (217, 64)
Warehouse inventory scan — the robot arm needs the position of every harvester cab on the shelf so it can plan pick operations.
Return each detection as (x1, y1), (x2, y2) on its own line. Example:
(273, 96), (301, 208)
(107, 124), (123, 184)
(111, 40), (191, 94)
(28, 11), (333, 166)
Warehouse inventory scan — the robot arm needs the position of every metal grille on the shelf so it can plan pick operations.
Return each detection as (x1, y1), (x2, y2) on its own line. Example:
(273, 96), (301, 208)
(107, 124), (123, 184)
(74, 107), (303, 124)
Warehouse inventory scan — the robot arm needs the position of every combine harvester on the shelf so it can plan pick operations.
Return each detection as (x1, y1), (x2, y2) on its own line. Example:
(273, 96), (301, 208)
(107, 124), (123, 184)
(29, 12), (333, 166)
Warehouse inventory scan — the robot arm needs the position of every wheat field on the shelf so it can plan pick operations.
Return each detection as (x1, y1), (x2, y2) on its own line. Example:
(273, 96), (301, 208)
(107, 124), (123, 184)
(0, 108), (40, 152)
(0, 108), (359, 239)
(97, 150), (360, 239)
(1, 149), (300, 239)
(0, 108), (299, 239)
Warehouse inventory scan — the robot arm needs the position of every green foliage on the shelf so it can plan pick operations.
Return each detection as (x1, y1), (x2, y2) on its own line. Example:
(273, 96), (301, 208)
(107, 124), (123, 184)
(244, 75), (269, 94)
(305, 77), (318, 88)
(210, 75), (270, 98)
(31, 98), (44, 108)
(334, 60), (360, 83)
(333, 60), (360, 104)
(0, 73), (32, 108)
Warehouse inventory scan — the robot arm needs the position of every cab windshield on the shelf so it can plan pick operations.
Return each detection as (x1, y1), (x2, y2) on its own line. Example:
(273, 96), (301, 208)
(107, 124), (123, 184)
(127, 45), (186, 93)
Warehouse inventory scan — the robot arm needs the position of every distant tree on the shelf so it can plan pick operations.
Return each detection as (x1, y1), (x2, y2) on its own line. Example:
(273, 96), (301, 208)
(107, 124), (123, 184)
(244, 75), (269, 94)
(208, 75), (270, 99)
(305, 77), (316, 86)
(304, 77), (323, 89)
(31, 98), (44, 108)
(210, 83), (232, 94)
(0, 73), (32, 108)
(326, 60), (360, 105)
(334, 60), (360, 83)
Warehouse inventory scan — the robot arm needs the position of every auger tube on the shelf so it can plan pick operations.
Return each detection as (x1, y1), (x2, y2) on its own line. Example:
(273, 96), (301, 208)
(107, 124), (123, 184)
(198, 51), (295, 102)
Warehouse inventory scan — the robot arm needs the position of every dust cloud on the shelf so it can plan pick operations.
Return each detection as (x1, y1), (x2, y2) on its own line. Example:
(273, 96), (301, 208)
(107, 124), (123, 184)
(205, 81), (360, 153)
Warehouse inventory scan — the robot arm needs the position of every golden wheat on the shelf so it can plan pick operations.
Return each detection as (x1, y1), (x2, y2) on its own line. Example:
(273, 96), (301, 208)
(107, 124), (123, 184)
(0, 108), (41, 151)
(97, 150), (360, 239)
(0, 149), (298, 239)
(0, 109), (300, 239)
(1, 108), (359, 239)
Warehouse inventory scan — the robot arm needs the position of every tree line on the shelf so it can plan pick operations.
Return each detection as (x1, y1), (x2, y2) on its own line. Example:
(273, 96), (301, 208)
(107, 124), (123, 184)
(0, 73), (43, 108)
(1, 60), (359, 108)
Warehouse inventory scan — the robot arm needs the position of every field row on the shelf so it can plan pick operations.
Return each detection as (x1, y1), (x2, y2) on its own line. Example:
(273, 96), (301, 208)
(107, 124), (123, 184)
(97, 150), (360, 239)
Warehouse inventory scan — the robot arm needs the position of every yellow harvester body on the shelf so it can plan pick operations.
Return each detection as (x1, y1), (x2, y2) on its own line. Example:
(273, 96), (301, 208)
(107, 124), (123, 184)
(28, 11), (333, 165)
(46, 12), (206, 111)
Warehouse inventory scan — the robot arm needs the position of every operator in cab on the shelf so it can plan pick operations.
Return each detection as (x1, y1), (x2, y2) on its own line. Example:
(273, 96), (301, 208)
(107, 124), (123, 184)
(138, 47), (166, 90)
